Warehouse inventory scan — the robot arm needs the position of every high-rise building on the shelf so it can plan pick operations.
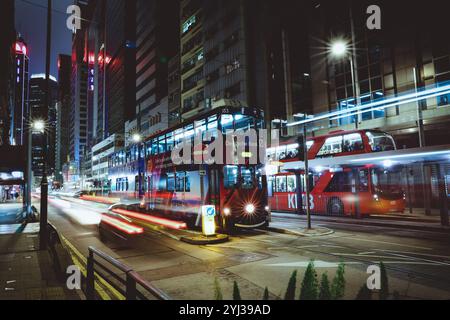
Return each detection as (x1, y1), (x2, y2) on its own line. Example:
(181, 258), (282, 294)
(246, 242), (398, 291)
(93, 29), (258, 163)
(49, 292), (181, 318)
(178, 0), (311, 135)
(28, 75), (58, 177)
(135, 0), (178, 136)
(168, 54), (181, 127)
(70, 0), (92, 182)
(0, 0), (15, 147)
(10, 37), (30, 146)
(105, 0), (137, 136)
(179, 0), (205, 119)
(56, 54), (72, 182)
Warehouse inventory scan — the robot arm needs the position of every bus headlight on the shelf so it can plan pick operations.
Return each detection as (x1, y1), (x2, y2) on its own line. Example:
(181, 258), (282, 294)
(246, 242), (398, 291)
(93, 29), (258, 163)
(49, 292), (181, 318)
(245, 204), (256, 214)
(223, 208), (231, 216)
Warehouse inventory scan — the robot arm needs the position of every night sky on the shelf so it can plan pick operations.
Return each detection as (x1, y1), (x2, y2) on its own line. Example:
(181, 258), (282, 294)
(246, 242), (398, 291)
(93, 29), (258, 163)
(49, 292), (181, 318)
(15, 0), (73, 80)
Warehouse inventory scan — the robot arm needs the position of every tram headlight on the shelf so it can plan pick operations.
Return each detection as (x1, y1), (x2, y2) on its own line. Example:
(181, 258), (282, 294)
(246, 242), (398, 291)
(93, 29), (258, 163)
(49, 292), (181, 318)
(223, 208), (231, 216)
(265, 206), (270, 212)
(245, 204), (256, 214)
(373, 194), (380, 202)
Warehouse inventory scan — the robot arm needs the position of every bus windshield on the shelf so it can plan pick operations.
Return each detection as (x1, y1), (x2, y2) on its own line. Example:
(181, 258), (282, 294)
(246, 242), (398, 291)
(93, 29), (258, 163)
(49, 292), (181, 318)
(366, 131), (396, 152)
(224, 165), (261, 189)
(371, 167), (404, 199)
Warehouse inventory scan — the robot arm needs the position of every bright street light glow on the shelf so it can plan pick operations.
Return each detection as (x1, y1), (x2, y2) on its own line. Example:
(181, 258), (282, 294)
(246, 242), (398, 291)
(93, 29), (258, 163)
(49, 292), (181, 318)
(331, 41), (348, 57)
(132, 133), (142, 143)
(32, 120), (45, 132)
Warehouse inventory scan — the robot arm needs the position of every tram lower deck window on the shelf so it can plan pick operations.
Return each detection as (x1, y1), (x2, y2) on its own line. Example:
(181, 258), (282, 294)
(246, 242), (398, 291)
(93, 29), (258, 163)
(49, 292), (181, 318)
(224, 166), (238, 189)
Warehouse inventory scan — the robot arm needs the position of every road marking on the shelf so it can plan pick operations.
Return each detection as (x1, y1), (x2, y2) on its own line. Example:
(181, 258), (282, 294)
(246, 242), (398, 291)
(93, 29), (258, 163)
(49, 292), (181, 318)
(335, 253), (412, 260)
(378, 249), (450, 260)
(266, 261), (360, 268)
(358, 252), (376, 255)
(266, 260), (444, 268)
(349, 237), (432, 250)
(378, 251), (450, 267)
(60, 234), (125, 300)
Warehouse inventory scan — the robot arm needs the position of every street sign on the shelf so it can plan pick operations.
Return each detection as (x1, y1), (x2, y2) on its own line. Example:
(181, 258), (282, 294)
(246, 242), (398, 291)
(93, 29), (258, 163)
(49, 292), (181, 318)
(201, 205), (216, 236)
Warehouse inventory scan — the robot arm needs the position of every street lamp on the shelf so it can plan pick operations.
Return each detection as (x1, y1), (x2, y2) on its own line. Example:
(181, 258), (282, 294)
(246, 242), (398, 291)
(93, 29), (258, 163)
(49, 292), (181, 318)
(330, 39), (360, 128)
(331, 40), (348, 57)
(132, 133), (142, 143)
(32, 120), (46, 133)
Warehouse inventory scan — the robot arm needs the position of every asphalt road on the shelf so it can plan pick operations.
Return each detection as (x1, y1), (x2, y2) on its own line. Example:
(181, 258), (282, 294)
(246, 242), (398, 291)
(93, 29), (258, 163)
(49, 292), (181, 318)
(42, 196), (450, 300)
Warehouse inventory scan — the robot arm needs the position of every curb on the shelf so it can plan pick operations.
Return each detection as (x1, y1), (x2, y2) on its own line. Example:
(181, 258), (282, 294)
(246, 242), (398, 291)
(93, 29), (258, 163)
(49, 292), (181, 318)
(273, 214), (450, 234)
(180, 234), (229, 245)
(267, 226), (335, 237)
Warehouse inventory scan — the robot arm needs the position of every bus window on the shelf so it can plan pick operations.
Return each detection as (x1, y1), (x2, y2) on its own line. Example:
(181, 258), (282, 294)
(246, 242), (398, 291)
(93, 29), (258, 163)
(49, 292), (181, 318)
(185, 173), (191, 192)
(195, 119), (206, 136)
(241, 167), (255, 189)
(157, 175), (167, 192)
(224, 165), (238, 189)
(276, 176), (287, 192)
(235, 115), (252, 132)
(276, 146), (287, 161)
(317, 136), (343, 157)
(166, 133), (174, 152)
(158, 136), (166, 153)
(207, 115), (218, 131)
(359, 169), (369, 192)
(366, 131), (396, 152)
(343, 133), (364, 152)
(325, 172), (352, 193)
(174, 128), (184, 145)
(184, 124), (195, 141)
(167, 173), (175, 192)
(371, 168), (403, 199)
(176, 172), (186, 192)
(221, 115), (234, 133)
(152, 139), (158, 155)
(287, 175), (297, 192)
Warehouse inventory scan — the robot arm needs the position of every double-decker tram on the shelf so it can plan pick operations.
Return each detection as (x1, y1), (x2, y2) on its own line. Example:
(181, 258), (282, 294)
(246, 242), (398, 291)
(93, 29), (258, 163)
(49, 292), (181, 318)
(267, 129), (406, 216)
(108, 143), (146, 200)
(108, 105), (270, 231)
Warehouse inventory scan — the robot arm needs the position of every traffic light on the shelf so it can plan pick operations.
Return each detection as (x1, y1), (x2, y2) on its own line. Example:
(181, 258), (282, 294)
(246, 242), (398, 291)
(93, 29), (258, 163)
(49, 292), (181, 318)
(297, 135), (306, 161)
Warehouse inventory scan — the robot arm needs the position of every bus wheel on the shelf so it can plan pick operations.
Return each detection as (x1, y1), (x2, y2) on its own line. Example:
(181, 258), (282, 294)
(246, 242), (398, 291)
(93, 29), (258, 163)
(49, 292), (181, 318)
(328, 198), (344, 216)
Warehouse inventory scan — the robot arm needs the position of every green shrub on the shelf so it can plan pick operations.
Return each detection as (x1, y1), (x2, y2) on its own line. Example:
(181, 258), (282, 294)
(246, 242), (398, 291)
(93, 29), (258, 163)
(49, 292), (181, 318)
(331, 262), (346, 300)
(284, 270), (297, 300)
(380, 262), (389, 300)
(319, 273), (332, 300)
(300, 261), (318, 300)
(233, 281), (242, 300)
(263, 287), (269, 300)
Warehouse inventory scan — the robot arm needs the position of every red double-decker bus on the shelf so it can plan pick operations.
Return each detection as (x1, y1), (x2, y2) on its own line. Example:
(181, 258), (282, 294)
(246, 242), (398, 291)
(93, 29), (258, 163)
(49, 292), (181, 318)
(267, 130), (406, 216)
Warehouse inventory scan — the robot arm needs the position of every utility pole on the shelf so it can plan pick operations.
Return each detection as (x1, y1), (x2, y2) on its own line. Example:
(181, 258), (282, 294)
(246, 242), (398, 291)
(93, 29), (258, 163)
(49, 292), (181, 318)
(303, 121), (312, 230)
(40, 0), (52, 250)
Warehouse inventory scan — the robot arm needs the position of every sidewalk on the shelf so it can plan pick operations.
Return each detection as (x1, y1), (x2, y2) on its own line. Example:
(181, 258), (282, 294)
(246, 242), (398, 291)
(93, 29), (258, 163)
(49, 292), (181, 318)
(272, 211), (450, 234)
(0, 222), (82, 300)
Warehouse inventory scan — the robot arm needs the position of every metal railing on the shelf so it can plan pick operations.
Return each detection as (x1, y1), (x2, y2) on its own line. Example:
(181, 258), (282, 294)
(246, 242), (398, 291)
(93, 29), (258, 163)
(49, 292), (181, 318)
(86, 246), (171, 300)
